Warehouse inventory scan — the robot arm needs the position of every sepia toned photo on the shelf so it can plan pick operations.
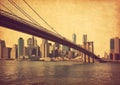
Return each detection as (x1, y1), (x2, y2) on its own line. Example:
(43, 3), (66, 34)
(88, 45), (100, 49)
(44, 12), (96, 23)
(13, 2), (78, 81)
(0, 0), (120, 85)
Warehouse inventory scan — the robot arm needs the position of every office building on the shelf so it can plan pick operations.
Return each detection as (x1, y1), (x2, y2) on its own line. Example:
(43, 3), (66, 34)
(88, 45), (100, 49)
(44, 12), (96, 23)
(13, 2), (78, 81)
(48, 43), (53, 57)
(53, 42), (60, 50)
(18, 37), (24, 58)
(40, 39), (49, 58)
(72, 33), (76, 44)
(23, 47), (29, 58)
(83, 34), (87, 43)
(0, 40), (6, 59)
(68, 50), (74, 59)
(52, 42), (60, 57)
(62, 45), (70, 53)
(110, 37), (120, 60)
(10, 44), (18, 59)
(27, 36), (40, 60)
(3, 47), (11, 59)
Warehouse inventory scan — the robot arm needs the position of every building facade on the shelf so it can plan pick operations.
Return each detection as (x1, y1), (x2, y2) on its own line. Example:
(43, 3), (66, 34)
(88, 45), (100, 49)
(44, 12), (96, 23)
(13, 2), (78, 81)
(27, 36), (40, 60)
(18, 37), (24, 58)
(10, 44), (18, 59)
(72, 33), (76, 44)
(0, 40), (6, 59)
(3, 47), (11, 59)
(110, 37), (120, 60)
(40, 39), (49, 58)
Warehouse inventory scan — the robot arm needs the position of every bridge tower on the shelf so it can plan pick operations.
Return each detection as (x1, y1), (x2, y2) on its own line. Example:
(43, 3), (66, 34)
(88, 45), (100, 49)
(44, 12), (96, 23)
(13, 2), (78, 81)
(83, 35), (94, 63)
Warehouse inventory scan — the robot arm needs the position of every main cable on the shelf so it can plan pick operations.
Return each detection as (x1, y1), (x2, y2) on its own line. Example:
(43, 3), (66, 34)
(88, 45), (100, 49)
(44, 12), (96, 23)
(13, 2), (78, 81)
(8, 0), (41, 26)
(23, 0), (62, 37)
(0, 2), (15, 15)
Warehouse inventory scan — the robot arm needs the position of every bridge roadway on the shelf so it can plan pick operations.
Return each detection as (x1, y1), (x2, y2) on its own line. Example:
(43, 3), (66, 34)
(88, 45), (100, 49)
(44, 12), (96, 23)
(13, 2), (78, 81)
(0, 10), (106, 63)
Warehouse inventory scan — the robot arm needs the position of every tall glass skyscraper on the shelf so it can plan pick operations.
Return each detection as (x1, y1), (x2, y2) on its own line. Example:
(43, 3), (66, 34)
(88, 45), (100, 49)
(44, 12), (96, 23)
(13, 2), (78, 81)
(18, 37), (24, 58)
(83, 34), (87, 43)
(110, 37), (120, 60)
(72, 33), (76, 44)
(40, 39), (49, 58)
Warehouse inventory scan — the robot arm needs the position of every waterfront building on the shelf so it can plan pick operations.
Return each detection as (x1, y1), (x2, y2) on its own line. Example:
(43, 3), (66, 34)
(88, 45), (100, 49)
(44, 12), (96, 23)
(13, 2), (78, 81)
(52, 42), (60, 57)
(45, 42), (49, 57)
(48, 43), (53, 57)
(68, 50), (74, 59)
(27, 36), (40, 60)
(62, 45), (70, 57)
(3, 47), (11, 59)
(110, 37), (120, 60)
(18, 37), (24, 58)
(0, 40), (6, 59)
(10, 44), (18, 59)
(40, 39), (49, 58)
(53, 42), (60, 50)
(23, 47), (29, 58)
(62, 45), (70, 53)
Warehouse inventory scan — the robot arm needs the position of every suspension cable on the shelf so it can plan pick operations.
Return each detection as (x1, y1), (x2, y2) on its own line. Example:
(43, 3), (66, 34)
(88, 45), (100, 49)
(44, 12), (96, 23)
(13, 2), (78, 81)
(0, 2), (15, 15)
(8, 0), (41, 26)
(23, 0), (62, 36)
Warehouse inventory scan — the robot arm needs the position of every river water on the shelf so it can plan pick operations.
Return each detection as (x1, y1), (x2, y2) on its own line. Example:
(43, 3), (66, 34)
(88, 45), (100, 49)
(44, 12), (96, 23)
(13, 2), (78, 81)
(0, 60), (120, 85)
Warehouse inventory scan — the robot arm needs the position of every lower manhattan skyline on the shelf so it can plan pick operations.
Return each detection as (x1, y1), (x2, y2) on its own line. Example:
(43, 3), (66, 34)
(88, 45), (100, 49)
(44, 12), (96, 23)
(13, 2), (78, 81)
(1, 0), (120, 85)
(0, 0), (120, 57)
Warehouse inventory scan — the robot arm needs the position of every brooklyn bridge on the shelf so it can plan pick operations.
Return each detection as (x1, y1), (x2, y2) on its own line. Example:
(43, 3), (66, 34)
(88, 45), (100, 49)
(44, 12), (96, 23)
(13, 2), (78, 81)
(0, 9), (106, 63)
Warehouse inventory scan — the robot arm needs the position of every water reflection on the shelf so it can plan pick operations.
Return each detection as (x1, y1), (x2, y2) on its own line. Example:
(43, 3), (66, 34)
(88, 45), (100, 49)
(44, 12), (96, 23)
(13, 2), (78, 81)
(0, 60), (120, 85)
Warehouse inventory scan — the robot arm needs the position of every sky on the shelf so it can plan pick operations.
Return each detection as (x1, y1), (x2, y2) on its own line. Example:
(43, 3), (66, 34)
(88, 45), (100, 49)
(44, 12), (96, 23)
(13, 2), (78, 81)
(0, 0), (120, 57)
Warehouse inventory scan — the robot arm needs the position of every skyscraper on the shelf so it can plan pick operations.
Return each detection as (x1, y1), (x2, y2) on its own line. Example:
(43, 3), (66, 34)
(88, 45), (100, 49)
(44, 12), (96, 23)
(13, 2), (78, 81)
(72, 33), (77, 57)
(119, 39), (120, 53)
(52, 42), (60, 57)
(40, 39), (49, 58)
(18, 37), (24, 58)
(72, 33), (76, 44)
(48, 43), (53, 57)
(110, 37), (120, 60)
(110, 38), (114, 53)
(3, 47), (11, 59)
(83, 34), (87, 43)
(62, 45), (70, 53)
(10, 44), (18, 59)
(23, 47), (28, 58)
(27, 36), (40, 60)
(0, 40), (6, 59)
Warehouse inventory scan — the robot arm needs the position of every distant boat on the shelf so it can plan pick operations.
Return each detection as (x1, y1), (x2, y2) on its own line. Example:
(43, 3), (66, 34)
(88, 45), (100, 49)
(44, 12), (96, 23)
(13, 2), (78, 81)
(29, 55), (40, 61)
